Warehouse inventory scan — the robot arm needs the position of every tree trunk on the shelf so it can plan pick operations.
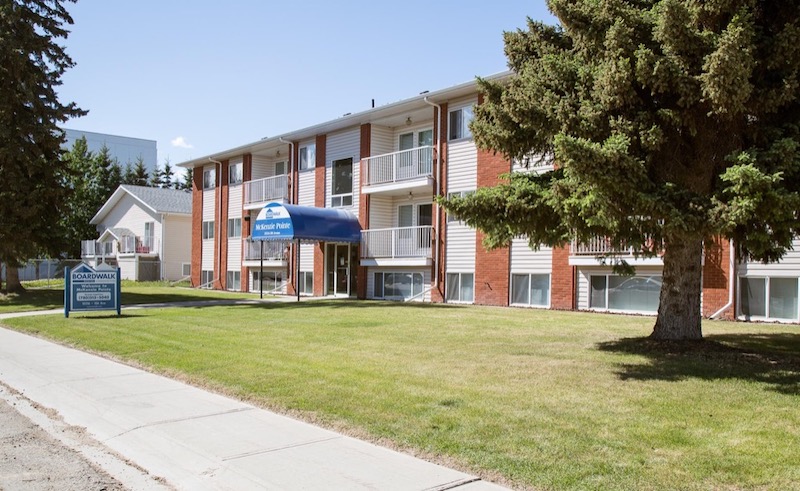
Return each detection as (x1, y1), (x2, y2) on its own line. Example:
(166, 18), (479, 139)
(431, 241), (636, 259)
(5, 265), (25, 294)
(651, 237), (704, 340)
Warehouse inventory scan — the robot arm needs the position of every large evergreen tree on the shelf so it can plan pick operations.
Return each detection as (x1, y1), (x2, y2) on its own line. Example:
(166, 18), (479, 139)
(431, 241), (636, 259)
(0, 0), (85, 292)
(442, 1), (800, 339)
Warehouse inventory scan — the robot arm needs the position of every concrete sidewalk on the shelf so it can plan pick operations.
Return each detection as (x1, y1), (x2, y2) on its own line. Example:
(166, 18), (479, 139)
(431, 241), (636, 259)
(0, 325), (508, 490)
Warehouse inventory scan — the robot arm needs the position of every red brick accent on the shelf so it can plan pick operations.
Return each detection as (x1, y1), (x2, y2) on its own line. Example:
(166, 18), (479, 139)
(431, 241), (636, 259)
(702, 237), (734, 319)
(550, 246), (575, 310)
(431, 102), (448, 303)
(287, 143), (301, 296)
(474, 147), (511, 306)
(357, 124), (370, 300)
(240, 154), (252, 292)
(191, 167), (203, 287)
(216, 160), (229, 290)
(313, 135), (327, 296)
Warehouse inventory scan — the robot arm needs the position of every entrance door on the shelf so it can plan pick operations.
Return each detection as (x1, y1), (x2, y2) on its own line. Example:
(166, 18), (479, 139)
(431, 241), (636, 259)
(326, 244), (352, 296)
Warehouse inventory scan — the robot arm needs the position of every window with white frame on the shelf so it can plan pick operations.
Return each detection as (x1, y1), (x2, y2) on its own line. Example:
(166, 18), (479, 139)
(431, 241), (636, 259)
(275, 160), (287, 175)
(374, 272), (424, 300)
(299, 144), (316, 171)
(229, 162), (243, 185)
(298, 271), (313, 294)
(182, 263), (191, 277)
(446, 272), (474, 303)
(448, 106), (474, 140)
(226, 271), (241, 291)
(227, 218), (241, 238)
(590, 274), (662, 313)
(331, 157), (353, 207)
(200, 270), (213, 288)
(446, 190), (474, 223)
(202, 221), (214, 240)
(740, 276), (799, 321)
(511, 274), (550, 307)
(203, 169), (216, 189)
(253, 271), (284, 292)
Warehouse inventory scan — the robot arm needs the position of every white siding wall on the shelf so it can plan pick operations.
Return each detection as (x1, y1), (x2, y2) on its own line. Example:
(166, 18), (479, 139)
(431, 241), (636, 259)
(739, 239), (800, 276)
(366, 267), (431, 302)
(370, 126), (393, 157)
(510, 239), (552, 274)
(117, 257), (136, 281)
(576, 265), (663, 310)
(368, 195), (393, 230)
(100, 194), (160, 239)
(298, 144), (316, 208)
(299, 244), (314, 273)
(202, 164), (216, 272)
(326, 128), (360, 216)
(252, 155), (271, 181)
(161, 215), (192, 281)
(227, 179), (243, 271)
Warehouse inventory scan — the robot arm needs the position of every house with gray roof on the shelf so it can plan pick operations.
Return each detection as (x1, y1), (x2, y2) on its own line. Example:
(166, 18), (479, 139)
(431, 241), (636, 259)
(80, 185), (192, 281)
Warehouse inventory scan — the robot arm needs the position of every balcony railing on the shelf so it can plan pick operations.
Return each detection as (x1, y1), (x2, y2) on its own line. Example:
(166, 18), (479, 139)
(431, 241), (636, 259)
(80, 240), (113, 257)
(571, 237), (661, 256)
(361, 226), (433, 259)
(119, 236), (156, 254)
(363, 146), (433, 187)
(244, 175), (289, 206)
(243, 238), (288, 261)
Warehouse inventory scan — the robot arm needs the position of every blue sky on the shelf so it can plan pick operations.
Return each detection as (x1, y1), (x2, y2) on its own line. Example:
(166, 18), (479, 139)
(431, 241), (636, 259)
(58, 1), (556, 173)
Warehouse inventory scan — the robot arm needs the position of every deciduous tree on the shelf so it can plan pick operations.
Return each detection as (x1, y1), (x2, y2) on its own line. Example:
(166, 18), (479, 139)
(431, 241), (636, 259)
(441, 0), (800, 339)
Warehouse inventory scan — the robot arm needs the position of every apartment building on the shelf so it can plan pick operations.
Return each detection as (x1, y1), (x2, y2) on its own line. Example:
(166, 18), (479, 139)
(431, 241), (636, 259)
(177, 73), (800, 323)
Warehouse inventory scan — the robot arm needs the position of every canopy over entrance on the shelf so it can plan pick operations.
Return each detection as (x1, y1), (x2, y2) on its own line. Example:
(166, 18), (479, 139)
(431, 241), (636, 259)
(252, 202), (361, 243)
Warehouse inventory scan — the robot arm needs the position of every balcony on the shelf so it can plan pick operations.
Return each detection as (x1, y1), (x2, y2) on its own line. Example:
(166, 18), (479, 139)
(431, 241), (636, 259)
(360, 226), (433, 266)
(244, 175), (289, 209)
(119, 236), (157, 255)
(569, 237), (663, 266)
(362, 146), (434, 196)
(242, 238), (288, 264)
(81, 240), (113, 258)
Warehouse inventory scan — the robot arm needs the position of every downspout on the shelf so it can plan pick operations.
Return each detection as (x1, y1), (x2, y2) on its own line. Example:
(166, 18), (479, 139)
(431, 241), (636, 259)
(160, 213), (166, 281)
(279, 137), (296, 295)
(423, 97), (442, 295)
(710, 239), (736, 319)
(209, 158), (223, 288)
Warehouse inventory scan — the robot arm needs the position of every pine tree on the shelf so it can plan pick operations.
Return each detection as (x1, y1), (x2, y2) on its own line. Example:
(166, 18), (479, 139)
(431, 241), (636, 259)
(442, 1), (800, 340)
(161, 159), (174, 188)
(131, 156), (149, 186)
(181, 167), (193, 191)
(0, 0), (86, 292)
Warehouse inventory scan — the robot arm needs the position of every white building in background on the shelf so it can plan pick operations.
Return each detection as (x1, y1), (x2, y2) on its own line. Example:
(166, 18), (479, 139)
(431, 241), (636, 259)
(63, 129), (158, 173)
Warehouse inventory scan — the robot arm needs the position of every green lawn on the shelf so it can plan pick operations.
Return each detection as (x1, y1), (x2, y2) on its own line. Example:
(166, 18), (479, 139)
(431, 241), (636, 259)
(3, 301), (799, 490)
(0, 280), (260, 313)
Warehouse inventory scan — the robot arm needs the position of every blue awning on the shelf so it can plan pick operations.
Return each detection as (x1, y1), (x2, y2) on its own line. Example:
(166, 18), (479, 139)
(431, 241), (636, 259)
(252, 202), (361, 243)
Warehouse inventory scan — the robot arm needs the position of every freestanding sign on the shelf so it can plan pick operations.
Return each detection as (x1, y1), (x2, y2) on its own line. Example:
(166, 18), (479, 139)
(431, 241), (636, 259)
(64, 262), (121, 318)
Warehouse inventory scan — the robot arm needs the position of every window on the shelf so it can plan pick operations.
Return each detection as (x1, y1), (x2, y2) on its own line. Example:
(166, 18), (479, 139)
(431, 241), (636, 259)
(740, 276), (798, 321)
(446, 273), (474, 303)
(590, 275), (662, 313)
(374, 272), (424, 300)
(227, 218), (241, 238)
(299, 144), (316, 171)
(253, 271), (284, 292)
(275, 160), (287, 175)
(202, 221), (214, 240)
(447, 191), (474, 223)
(229, 163), (243, 185)
(511, 274), (550, 307)
(448, 106), (473, 140)
(181, 263), (191, 277)
(226, 271), (241, 291)
(200, 270), (213, 289)
(298, 271), (313, 295)
(203, 169), (216, 189)
(331, 157), (353, 207)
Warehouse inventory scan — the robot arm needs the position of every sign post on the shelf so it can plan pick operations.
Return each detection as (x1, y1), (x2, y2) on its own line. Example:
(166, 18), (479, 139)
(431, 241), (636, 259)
(64, 262), (121, 318)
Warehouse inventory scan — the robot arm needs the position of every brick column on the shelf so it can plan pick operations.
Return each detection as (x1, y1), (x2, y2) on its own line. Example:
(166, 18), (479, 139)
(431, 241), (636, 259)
(191, 167), (203, 287)
(357, 124), (370, 299)
(702, 237), (734, 319)
(215, 160), (229, 290)
(550, 246), (575, 310)
(474, 147), (511, 306)
(431, 102), (448, 303)
(240, 154), (252, 292)
(313, 135), (327, 296)
(287, 143), (300, 296)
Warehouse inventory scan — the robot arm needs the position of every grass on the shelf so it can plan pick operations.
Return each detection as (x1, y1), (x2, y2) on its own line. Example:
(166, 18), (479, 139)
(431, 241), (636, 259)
(0, 280), (260, 313)
(2, 300), (799, 490)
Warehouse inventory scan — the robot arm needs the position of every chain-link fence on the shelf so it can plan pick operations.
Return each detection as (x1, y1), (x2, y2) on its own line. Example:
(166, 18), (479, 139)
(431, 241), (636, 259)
(2, 258), (191, 287)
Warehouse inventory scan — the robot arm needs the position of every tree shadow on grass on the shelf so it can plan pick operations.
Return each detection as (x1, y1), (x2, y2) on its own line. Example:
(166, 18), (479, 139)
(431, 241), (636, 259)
(596, 334), (800, 395)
